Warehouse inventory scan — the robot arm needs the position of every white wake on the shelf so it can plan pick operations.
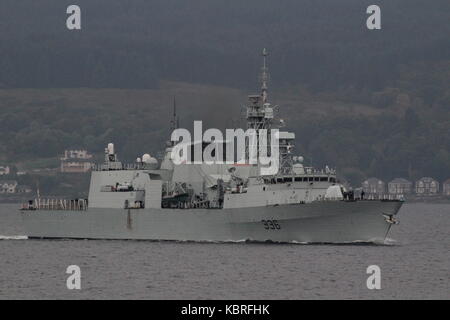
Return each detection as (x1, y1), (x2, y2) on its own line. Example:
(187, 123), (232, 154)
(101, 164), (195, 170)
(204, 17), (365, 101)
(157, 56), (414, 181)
(0, 235), (28, 240)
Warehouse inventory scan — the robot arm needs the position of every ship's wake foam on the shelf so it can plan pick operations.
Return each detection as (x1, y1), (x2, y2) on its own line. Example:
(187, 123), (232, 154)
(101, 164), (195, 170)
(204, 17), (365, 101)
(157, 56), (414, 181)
(379, 237), (397, 246)
(0, 235), (397, 245)
(340, 237), (398, 246)
(174, 238), (399, 246)
(0, 235), (28, 240)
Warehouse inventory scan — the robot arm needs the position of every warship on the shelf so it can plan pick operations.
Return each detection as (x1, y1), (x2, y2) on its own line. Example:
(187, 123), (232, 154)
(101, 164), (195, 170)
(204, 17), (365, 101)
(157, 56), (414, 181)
(20, 50), (403, 243)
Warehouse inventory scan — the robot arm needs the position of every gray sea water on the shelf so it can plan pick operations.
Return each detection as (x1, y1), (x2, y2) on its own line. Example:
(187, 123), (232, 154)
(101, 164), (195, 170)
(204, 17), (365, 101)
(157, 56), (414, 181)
(0, 203), (448, 299)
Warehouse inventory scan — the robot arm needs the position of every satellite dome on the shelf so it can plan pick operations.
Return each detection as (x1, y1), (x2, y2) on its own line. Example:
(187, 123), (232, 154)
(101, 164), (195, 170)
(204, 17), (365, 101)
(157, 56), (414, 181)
(142, 154), (157, 164)
(142, 154), (150, 162)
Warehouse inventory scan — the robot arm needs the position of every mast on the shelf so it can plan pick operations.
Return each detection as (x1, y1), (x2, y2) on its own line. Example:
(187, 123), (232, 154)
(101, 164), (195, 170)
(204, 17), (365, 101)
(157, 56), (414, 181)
(244, 49), (275, 166)
(245, 48), (274, 132)
(171, 96), (178, 131)
(261, 48), (269, 104)
(245, 49), (295, 175)
(169, 96), (179, 147)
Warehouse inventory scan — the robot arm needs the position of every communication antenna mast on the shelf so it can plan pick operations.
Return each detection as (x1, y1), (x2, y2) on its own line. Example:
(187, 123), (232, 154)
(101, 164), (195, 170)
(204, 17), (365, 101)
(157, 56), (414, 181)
(168, 96), (180, 147)
(171, 96), (178, 131)
(245, 48), (274, 132)
(36, 180), (40, 199)
(261, 48), (269, 104)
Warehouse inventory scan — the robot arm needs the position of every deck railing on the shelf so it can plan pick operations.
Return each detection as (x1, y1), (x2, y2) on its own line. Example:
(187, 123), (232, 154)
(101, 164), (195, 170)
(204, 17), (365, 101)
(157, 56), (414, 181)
(20, 198), (88, 211)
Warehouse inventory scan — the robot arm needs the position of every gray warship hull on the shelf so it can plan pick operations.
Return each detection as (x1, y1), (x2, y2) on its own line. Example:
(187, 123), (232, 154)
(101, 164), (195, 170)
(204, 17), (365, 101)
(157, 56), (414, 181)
(21, 200), (402, 243)
(20, 51), (404, 244)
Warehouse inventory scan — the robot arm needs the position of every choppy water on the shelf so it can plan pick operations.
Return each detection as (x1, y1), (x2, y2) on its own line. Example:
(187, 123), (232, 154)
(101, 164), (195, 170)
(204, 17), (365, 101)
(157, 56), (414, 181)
(0, 203), (448, 299)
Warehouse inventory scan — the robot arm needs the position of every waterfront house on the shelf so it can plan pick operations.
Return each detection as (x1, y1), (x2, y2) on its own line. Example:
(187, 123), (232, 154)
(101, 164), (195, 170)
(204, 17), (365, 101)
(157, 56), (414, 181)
(0, 166), (10, 175)
(442, 179), (450, 196)
(415, 177), (439, 196)
(60, 149), (93, 173)
(0, 180), (18, 193)
(388, 178), (412, 196)
(362, 177), (385, 197)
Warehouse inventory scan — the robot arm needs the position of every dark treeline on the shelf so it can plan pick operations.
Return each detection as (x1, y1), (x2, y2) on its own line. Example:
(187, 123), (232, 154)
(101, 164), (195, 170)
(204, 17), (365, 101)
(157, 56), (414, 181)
(0, 0), (449, 185)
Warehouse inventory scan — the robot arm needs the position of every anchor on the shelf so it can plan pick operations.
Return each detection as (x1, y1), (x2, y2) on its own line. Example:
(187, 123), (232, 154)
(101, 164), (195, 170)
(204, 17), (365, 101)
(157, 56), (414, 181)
(382, 213), (399, 225)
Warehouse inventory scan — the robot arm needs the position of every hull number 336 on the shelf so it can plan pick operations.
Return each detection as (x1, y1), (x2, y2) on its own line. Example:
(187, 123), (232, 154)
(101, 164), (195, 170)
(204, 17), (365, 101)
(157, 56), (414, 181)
(261, 219), (281, 230)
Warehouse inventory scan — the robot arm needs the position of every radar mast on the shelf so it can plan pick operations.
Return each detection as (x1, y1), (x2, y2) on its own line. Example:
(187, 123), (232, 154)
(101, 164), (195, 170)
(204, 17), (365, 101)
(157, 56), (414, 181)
(244, 49), (275, 168)
(169, 96), (179, 147)
(245, 48), (274, 132)
(261, 48), (269, 104)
